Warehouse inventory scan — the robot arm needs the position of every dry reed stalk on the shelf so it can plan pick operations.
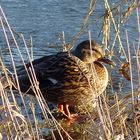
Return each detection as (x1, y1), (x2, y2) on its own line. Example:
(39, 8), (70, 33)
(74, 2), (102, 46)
(21, 34), (73, 140)
(0, 6), (74, 140)
(67, 0), (97, 51)
(0, 6), (35, 138)
(104, 0), (128, 62)
(125, 30), (135, 106)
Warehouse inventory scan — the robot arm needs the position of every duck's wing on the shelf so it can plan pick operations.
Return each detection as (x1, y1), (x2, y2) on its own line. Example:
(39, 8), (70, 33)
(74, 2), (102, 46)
(17, 52), (70, 77)
(17, 52), (77, 93)
(17, 53), (54, 74)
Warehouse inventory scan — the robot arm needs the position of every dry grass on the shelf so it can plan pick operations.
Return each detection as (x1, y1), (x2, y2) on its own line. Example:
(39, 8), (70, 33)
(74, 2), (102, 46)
(0, 0), (140, 140)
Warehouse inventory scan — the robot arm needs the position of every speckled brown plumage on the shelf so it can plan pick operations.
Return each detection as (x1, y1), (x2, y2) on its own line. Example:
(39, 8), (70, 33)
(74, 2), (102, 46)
(16, 40), (115, 120)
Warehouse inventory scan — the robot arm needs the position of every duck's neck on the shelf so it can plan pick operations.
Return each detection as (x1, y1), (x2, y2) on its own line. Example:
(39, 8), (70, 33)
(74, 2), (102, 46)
(69, 50), (79, 60)
(71, 49), (76, 56)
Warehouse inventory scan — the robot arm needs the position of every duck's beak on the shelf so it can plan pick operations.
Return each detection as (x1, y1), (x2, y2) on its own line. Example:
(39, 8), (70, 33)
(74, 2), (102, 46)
(98, 57), (116, 67)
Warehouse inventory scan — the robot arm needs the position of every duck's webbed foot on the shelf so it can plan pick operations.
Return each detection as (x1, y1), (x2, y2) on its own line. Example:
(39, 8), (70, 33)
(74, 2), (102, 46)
(58, 103), (78, 121)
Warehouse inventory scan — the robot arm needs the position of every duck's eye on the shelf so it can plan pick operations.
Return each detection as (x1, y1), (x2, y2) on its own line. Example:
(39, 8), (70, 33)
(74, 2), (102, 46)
(81, 49), (88, 54)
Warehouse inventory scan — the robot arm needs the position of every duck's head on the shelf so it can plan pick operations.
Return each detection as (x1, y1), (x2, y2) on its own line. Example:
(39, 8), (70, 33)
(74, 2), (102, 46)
(73, 40), (115, 66)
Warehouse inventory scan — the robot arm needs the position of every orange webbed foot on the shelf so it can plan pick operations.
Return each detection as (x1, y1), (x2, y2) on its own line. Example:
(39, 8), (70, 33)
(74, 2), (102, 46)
(58, 103), (79, 125)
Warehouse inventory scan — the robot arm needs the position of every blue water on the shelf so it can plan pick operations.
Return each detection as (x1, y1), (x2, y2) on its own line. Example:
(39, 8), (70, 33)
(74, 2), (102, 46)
(1, 0), (131, 47)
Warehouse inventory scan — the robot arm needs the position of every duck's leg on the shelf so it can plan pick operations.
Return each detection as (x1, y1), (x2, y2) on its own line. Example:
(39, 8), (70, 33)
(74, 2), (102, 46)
(58, 104), (70, 118)
(58, 103), (78, 121)
(58, 104), (86, 125)
(58, 104), (64, 113)
(63, 104), (71, 119)
(58, 103), (72, 119)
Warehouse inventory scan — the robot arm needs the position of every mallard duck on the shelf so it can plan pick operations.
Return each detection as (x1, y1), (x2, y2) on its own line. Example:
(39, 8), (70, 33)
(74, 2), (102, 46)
(15, 40), (115, 120)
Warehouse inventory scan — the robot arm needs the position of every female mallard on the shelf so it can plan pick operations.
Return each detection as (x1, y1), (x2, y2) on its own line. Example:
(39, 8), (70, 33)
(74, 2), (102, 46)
(16, 40), (115, 120)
